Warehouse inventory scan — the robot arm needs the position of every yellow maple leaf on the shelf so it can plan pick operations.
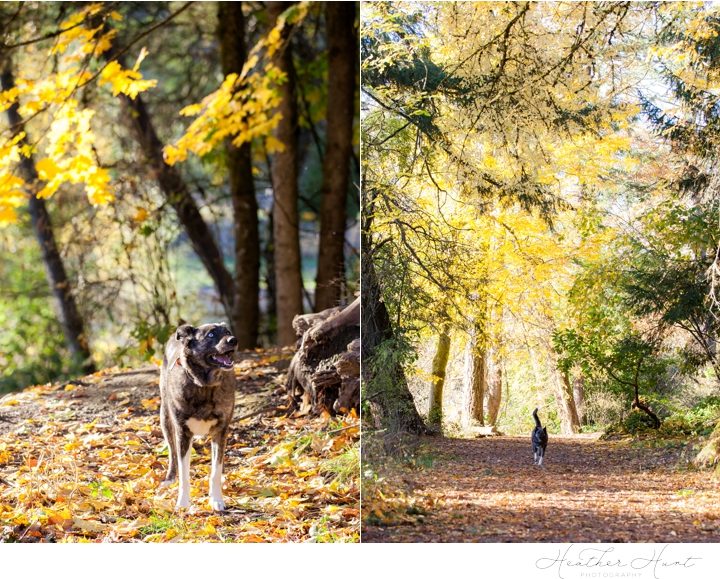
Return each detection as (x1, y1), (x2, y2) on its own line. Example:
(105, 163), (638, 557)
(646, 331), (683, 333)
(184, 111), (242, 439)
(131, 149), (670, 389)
(46, 506), (73, 525)
(179, 103), (203, 117)
(99, 60), (157, 99)
(0, 444), (10, 465)
(93, 30), (117, 57)
(36, 157), (61, 182)
(264, 135), (285, 154)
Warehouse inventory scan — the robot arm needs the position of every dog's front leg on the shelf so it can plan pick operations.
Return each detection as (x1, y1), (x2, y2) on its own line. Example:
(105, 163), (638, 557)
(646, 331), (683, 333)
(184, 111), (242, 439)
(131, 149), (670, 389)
(208, 430), (227, 511)
(175, 430), (193, 509)
(160, 405), (177, 486)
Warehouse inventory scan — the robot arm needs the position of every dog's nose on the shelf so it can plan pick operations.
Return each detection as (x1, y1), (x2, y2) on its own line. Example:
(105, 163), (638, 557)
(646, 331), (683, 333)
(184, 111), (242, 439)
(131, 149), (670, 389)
(227, 336), (237, 347)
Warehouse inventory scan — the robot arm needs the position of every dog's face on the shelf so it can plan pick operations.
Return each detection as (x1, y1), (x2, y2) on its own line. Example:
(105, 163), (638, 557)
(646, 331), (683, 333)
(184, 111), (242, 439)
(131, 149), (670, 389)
(175, 323), (237, 370)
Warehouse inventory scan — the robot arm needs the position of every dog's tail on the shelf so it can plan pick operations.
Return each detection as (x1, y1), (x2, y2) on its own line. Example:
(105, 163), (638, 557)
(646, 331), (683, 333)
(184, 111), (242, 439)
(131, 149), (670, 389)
(533, 407), (542, 428)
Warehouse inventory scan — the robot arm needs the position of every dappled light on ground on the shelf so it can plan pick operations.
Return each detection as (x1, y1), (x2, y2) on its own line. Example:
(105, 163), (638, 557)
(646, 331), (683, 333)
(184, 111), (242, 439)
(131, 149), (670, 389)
(363, 436), (720, 542)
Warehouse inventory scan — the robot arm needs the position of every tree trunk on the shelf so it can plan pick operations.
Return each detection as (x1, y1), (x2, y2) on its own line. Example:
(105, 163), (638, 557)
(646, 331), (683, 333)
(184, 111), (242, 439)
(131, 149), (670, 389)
(428, 326), (451, 427)
(218, 2), (260, 348)
(361, 236), (426, 434)
(314, 1), (357, 311)
(0, 63), (95, 373)
(463, 323), (485, 429)
(632, 379), (661, 429)
(482, 225), (504, 428)
(555, 369), (581, 435)
(573, 373), (586, 425)
(264, 203), (277, 337)
(116, 90), (236, 329)
(100, 26), (238, 332)
(485, 346), (503, 426)
(269, 1), (304, 346)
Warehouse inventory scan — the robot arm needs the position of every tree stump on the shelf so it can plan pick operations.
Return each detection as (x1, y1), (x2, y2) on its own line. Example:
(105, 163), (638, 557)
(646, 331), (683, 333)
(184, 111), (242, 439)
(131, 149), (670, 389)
(285, 297), (360, 415)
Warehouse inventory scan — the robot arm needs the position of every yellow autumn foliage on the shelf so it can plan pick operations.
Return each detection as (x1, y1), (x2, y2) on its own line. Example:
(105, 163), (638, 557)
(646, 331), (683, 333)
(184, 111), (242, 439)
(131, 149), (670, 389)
(164, 2), (310, 165)
(362, 1), (651, 367)
(0, 4), (157, 223)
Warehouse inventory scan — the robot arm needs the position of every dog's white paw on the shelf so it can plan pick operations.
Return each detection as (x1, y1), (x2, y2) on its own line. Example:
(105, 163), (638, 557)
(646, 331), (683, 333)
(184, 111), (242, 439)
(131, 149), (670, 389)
(175, 496), (190, 510)
(159, 479), (174, 489)
(209, 495), (226, 512)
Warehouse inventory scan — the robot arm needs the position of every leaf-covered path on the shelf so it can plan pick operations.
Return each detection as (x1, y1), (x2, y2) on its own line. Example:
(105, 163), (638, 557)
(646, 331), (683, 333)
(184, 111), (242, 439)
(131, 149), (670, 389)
(363, 435), (720, 542)
(0, 350), (359, 542)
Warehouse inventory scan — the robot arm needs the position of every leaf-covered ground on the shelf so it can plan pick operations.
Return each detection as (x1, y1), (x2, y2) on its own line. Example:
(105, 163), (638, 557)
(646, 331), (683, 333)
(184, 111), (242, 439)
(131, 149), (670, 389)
(362, 435), (720, 542)
(0, 349), (359, 542)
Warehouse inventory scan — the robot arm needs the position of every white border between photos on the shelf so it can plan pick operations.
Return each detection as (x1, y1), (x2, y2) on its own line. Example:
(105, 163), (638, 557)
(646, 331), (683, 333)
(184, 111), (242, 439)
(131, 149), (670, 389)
(1, 542), (719, 579)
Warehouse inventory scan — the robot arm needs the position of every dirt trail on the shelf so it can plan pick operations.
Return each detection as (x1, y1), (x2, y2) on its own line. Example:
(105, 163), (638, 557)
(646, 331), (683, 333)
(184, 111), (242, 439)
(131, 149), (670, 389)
(363, 435), (720, 543)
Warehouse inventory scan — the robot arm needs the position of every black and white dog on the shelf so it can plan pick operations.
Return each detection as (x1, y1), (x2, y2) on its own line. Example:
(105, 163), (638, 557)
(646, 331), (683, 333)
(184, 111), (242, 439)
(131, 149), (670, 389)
(159, 323), (237, 511)
(532, 407), (548, 466)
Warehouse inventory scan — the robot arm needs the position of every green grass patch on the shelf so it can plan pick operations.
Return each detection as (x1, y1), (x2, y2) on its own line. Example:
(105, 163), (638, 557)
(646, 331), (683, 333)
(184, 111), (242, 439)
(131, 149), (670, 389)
(309, 515), (342, 543)
(138, 512), (183, 539)
(320, 443), (359, 483)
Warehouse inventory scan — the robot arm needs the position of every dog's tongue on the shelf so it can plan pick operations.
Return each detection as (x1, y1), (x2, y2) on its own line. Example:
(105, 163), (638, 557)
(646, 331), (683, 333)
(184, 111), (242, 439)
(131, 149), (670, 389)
(213, 354), (233, 367)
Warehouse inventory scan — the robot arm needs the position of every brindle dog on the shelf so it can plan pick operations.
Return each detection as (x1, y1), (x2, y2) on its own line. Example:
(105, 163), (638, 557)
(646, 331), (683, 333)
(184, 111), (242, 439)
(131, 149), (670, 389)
(159, 323), (237, 511)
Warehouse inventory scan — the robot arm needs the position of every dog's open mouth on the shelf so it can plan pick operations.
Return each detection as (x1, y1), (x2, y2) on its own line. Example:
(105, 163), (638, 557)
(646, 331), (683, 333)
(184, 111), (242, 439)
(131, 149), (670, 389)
(208, 353), (234, 369)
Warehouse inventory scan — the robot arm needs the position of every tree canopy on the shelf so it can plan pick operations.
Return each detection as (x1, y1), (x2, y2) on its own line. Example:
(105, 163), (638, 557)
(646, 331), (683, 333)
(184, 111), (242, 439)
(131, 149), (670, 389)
(0, 1), (359, 391)
(361, 0), (720, 463)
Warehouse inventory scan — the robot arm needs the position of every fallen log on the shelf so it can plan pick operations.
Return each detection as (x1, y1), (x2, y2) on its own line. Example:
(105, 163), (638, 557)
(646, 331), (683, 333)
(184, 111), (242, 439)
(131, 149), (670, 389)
(285, 297), (360, 416)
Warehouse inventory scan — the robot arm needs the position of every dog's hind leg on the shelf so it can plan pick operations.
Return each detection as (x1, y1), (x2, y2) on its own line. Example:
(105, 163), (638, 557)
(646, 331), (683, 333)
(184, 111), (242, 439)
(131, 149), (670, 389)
(208, 429), (227, 511)
(175, 430), (193, 509)
(160, 405), (177, 486)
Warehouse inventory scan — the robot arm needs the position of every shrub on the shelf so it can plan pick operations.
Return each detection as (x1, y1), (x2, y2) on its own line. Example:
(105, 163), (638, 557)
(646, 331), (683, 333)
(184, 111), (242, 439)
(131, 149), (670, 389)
(663, 397), (720, 437)
(624, 410), (658, 434)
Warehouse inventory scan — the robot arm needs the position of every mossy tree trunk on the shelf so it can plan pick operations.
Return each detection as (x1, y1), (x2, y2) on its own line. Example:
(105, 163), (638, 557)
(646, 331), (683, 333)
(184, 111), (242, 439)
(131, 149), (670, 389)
(573, 373), (586, 425)
(428, 326), (451, 428)
(555, 370), (581, 435)
(361, 233), (426, 434)
(485, 346), (503, 427)
(463, 322), (485, 429)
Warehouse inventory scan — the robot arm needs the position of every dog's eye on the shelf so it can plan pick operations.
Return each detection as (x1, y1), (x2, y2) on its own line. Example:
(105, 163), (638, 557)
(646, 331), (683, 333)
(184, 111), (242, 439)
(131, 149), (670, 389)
(208, 332), (215, 338)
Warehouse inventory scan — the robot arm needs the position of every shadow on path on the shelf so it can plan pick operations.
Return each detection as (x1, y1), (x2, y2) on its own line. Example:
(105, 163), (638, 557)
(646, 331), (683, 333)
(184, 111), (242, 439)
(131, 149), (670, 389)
(363, 435), (720, 542)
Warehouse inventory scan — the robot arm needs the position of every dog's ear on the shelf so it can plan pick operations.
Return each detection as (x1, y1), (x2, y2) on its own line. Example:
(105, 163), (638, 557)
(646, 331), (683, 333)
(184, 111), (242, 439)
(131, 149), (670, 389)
(176, 324), (196, 342)
(543, 426), (547, 433)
